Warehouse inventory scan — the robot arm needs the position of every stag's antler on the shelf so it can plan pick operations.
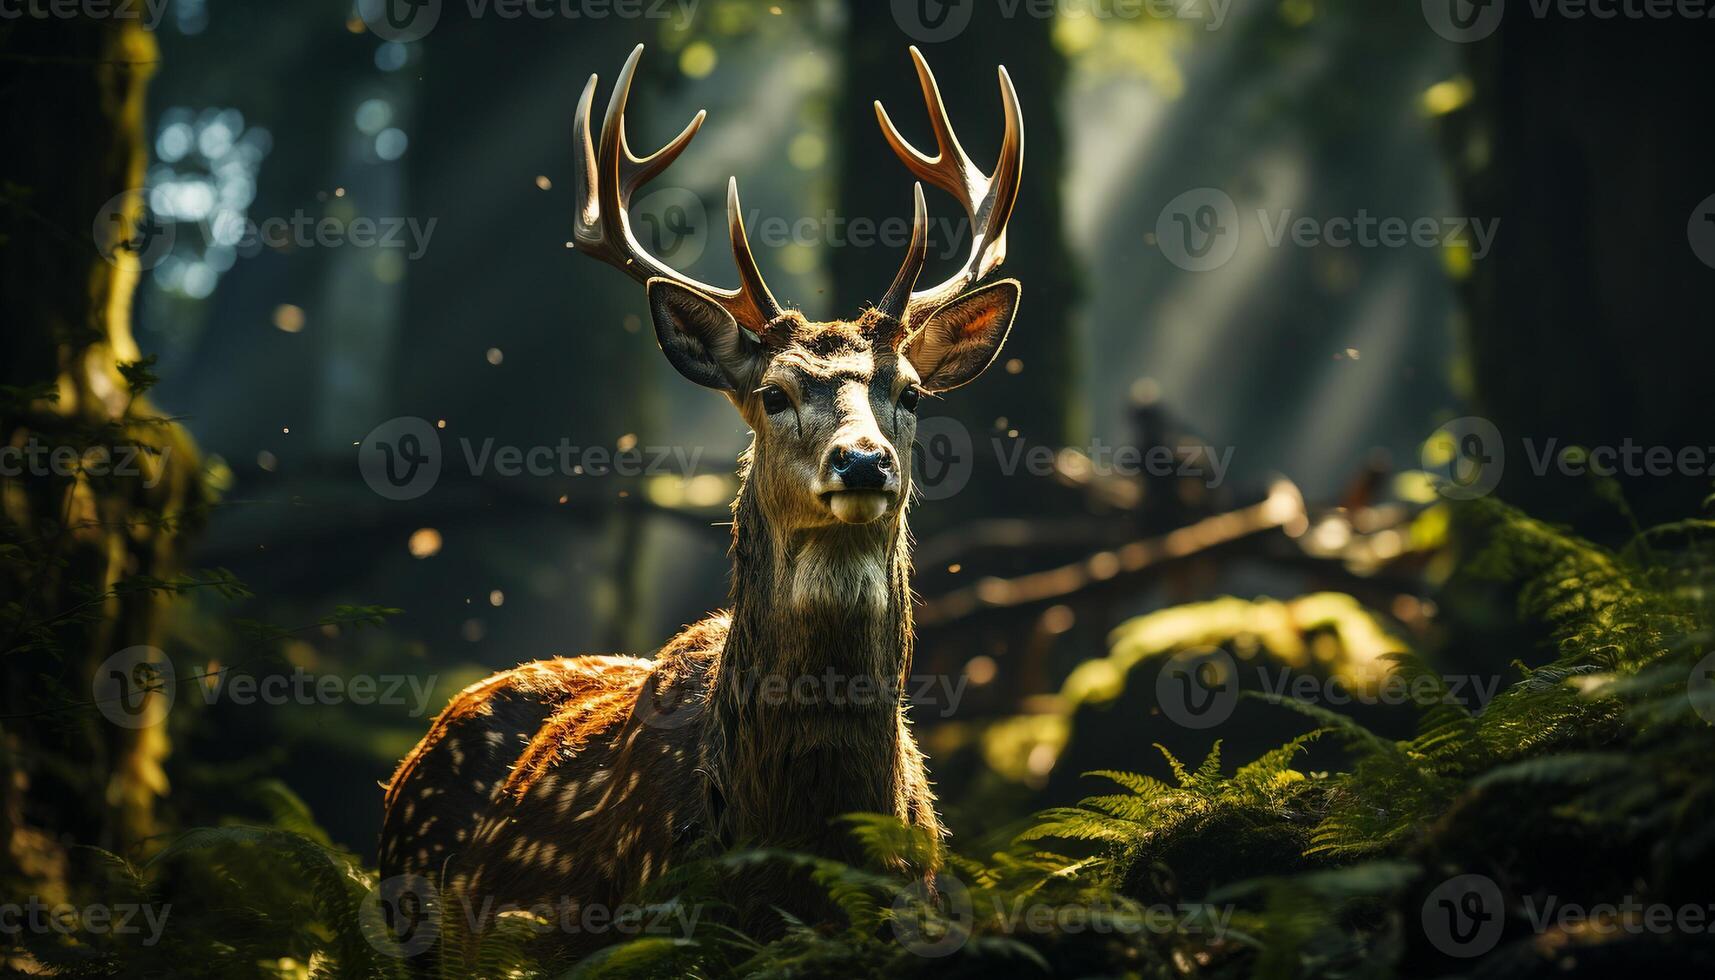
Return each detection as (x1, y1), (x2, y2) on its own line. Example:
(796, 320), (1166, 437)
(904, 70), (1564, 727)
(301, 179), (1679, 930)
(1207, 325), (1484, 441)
(873, 46), (1024, 324)
(572, 44), (783, 335)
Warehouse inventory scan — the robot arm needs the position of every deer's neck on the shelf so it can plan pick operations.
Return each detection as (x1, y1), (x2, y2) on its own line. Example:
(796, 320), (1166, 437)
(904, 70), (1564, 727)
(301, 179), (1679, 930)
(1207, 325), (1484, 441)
(705, 475), (915, 851)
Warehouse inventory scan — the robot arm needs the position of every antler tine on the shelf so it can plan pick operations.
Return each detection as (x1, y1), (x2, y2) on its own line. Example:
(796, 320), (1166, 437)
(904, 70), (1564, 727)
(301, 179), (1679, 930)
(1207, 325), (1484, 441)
(873, 47), (1024, 322)
(873, 48), (968, 198)
(570, 44), (783, 336)
(986, 65), (1024, 263)
(624, 109), (705, 199)
(876, 182), (928, 323)
(572, 71), (606, 246)
(593, 43), (641, 245)
(601, 44), (708, 200)
(727, 178), (784, 330)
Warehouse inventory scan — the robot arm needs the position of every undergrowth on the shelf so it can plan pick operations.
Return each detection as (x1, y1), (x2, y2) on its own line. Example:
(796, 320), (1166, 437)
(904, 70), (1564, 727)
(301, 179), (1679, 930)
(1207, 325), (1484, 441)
(6, 497), (1714, 978)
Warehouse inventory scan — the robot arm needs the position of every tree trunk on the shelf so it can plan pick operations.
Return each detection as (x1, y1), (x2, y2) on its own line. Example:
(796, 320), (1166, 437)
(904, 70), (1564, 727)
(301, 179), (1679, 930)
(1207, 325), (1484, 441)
(0, 18), (207, 888)
(1441, 13), (1715, 540)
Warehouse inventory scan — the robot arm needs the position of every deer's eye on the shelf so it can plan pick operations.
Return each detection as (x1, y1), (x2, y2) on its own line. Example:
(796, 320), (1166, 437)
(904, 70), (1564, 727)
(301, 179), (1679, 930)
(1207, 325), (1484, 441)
(898, 386), (921, 412)
(760, 386), (791, 415)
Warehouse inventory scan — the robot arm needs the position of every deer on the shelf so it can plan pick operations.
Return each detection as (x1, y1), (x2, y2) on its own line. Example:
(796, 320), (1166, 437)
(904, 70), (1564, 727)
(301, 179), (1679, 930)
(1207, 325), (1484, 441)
(377, 43), (1023, 964)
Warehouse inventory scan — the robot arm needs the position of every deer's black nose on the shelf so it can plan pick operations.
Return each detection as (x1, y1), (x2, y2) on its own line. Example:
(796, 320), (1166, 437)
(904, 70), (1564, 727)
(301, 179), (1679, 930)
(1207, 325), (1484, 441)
(829, 446), (892, 491)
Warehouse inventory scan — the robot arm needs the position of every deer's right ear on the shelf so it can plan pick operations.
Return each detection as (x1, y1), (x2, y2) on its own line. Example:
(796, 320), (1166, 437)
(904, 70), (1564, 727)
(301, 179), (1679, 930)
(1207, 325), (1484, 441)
(648, 278), (763, 392)
(904, 279), (1021, 393)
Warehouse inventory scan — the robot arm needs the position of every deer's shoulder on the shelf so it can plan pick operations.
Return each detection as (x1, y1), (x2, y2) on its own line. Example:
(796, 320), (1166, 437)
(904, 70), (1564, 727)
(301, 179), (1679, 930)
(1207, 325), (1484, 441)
(457, 616), (730, 905)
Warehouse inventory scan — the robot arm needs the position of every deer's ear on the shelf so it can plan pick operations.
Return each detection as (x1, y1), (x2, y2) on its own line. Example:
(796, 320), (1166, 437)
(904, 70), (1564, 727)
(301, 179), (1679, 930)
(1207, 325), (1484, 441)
(648, 278), (762, 392)
(904, 279), (1020, 393)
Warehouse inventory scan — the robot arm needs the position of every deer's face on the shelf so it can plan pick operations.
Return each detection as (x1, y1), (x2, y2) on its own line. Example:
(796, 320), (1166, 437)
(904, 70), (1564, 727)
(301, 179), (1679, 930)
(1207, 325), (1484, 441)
(747, 318), (917, 528)
(572, 44), (1024, 533)
(648, 281), (1020, 530)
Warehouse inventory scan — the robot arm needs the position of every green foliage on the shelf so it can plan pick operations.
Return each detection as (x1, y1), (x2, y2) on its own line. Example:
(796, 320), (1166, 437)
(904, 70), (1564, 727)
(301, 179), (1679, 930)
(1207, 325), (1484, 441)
(10, 491), (1712, 978)
(231, 605), (403, 646)
(1003, 496), (1715, 975)
(4, 568), (251, 660)
(578, 813), (1165, 979)
(4, 782), (567, 979)
(1019, 734), (1323, 852)
(6, 786), (392, 978)
(116, 355), (161, 399)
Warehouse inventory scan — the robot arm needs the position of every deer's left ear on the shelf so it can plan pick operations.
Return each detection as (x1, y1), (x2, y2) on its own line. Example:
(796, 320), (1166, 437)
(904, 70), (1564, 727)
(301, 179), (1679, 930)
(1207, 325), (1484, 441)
(903, 279), (1020, 393)
(648, 278), (765, 392)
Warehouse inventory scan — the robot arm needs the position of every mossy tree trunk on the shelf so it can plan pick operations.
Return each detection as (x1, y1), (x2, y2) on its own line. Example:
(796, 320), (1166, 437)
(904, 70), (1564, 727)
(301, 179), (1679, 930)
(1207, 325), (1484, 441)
(0, 19), (207, 889)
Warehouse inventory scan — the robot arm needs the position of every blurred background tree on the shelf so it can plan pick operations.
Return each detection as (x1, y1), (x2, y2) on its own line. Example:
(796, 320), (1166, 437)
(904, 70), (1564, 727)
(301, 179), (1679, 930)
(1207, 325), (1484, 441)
(1438, 11), (1715, 542)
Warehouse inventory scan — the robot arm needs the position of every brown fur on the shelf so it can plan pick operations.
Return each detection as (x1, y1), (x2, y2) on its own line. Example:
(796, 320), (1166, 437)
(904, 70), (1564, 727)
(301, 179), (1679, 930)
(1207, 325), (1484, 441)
(378, 317), (949, 966)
